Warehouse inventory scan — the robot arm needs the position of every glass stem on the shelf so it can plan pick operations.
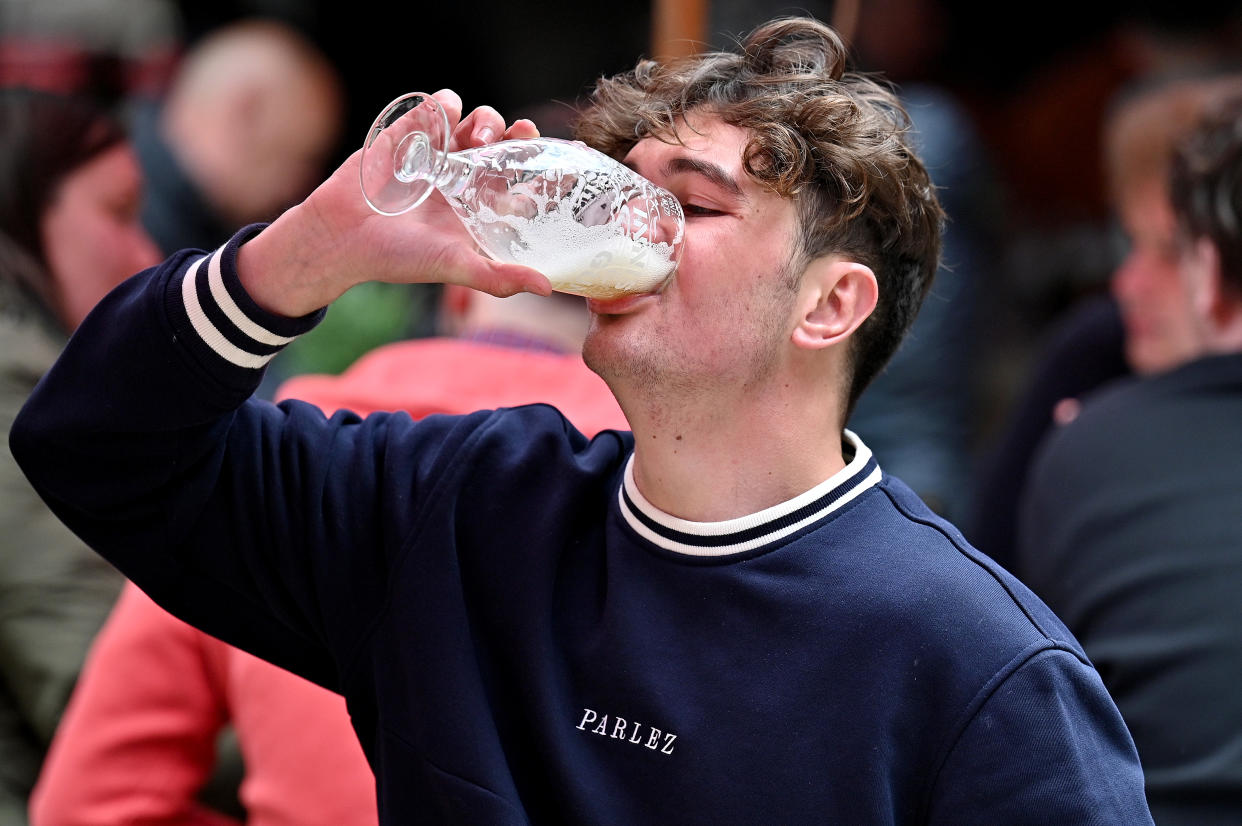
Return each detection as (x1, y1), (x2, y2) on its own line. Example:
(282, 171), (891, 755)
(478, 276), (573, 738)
(433, 154), (474, 198)
(394, 132), (474, 198)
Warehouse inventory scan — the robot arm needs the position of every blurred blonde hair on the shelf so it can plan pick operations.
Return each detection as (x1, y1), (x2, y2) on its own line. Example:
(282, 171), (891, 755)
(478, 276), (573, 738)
(1105, 73), (1242, 206)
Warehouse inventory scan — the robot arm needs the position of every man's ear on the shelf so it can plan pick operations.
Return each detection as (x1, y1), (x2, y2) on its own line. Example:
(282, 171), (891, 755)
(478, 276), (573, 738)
(1182, 237), (1218, 321)
(1189, 238), (1242, 341)
(791, 258), (878, 351)
(1192, 238), (1239, 329)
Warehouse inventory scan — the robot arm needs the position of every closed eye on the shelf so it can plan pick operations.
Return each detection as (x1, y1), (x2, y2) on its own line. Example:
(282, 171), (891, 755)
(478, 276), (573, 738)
(683, 204), (724, 217)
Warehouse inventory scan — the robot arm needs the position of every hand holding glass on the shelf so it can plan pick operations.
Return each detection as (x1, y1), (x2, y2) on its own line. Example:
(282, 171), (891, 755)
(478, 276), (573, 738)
(359, 93), (684, 299)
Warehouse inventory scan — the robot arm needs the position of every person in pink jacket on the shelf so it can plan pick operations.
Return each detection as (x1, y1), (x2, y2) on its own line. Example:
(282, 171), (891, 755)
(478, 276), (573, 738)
(30, 584), (377, 826)
(275, 286), (628, 433)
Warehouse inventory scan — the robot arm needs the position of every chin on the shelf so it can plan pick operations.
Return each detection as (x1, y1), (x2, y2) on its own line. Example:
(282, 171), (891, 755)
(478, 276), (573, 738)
(583, 326), (638, 383)
(581, 327), (611, 376)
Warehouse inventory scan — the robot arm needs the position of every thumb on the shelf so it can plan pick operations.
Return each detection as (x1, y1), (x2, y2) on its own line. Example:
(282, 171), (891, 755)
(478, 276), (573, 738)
(458, 256), (553, 298)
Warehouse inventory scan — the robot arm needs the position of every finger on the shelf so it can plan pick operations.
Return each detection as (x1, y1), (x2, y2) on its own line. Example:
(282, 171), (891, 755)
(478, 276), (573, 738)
(430, 89), (463, 130)
(479, 260), (554, 298)
(504, 118), (541, 140)
(452, 105), (506, 150)
(420, 242), (552, 298)
(457, 251), (552, 298)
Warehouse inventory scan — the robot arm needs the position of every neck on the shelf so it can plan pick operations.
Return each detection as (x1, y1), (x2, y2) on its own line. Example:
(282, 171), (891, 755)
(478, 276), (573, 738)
(621, 373), (847, 522)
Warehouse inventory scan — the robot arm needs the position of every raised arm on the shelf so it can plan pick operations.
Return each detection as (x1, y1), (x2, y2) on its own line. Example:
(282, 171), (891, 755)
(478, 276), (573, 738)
(8, 91), (546, 690)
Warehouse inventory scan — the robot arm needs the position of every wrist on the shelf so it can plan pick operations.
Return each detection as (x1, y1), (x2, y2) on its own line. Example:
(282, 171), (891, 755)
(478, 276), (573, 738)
(236, 202), (345, 317)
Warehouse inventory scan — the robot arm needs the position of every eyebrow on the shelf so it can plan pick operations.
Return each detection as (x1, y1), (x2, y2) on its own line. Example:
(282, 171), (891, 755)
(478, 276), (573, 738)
(662, 157), (748, 202)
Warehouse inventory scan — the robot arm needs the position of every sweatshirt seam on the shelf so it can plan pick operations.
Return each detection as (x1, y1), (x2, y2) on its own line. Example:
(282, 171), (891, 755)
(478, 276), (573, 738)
(878, 483), (1068, 646)
(919, 643), (1083, 820)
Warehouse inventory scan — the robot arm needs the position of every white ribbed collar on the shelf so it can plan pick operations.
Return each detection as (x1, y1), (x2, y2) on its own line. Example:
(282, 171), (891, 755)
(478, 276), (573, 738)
(618, 430), (882, 557)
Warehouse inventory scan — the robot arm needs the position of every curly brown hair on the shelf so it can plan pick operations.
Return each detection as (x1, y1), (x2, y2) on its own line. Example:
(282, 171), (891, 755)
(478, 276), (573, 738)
(573, 16), (944, 413)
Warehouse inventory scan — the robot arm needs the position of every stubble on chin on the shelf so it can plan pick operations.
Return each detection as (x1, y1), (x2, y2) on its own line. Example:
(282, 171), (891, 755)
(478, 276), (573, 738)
(583, 323), (660, 390)
(583, 285), (793, 403)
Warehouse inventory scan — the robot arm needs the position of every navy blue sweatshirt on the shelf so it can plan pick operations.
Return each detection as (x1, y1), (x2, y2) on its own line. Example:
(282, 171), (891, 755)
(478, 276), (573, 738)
(11, 229), (1153, 824)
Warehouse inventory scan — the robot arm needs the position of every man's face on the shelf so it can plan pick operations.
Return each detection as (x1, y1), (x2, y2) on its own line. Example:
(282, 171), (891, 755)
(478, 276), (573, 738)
(1111, 181), (1204, 373)
(581, 113), (803, 401)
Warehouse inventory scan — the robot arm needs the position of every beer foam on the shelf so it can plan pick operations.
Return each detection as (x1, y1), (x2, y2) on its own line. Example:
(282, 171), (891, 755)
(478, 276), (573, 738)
(468, 206), (676, 298)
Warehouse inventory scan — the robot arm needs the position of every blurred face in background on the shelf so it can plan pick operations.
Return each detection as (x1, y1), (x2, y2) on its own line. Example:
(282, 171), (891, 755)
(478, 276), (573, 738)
(1110, 180), (1203, 374)
(227, 68), (342, 221)
(40, 142), (161, 330)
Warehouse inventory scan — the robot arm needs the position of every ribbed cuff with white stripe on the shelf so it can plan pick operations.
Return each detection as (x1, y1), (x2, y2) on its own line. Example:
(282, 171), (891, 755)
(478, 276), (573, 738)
(166, 224), (325, 381)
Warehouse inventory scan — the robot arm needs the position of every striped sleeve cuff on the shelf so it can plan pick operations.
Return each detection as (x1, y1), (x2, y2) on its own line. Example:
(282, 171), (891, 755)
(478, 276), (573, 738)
(165, 224), (325, 377)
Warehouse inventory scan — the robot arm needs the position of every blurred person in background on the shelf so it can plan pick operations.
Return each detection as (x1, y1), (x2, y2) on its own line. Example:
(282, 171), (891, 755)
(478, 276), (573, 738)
(1016, 87), (1242, 824)
(275, 281), (626, 434)
(0, 86), (161, 825)
(128, 17), (344, 256)
(968, 71), (1242, 571)
(1109, 74), (1242, 375)
(30, 581), (379, 826)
